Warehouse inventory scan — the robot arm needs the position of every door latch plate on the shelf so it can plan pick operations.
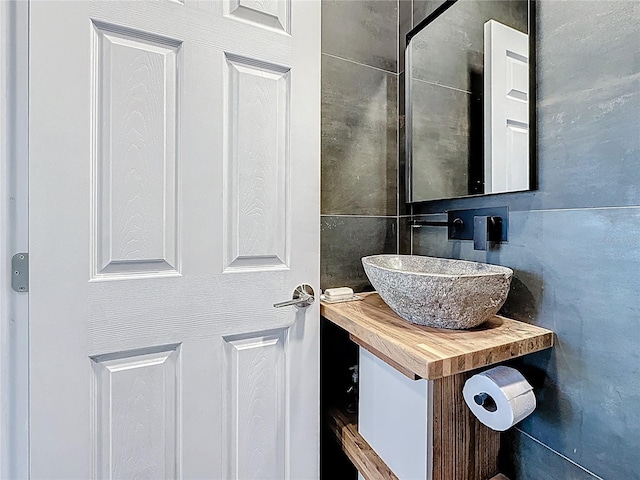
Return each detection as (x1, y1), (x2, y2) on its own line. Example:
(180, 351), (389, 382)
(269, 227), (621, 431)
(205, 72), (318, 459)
(11, 253), (28, 292)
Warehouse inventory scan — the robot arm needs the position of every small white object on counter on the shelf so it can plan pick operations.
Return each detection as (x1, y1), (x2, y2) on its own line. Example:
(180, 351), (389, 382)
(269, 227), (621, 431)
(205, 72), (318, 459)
(321, 287), (361, 304)
(324, 287), (354, 300)
(463, 365), (536, 431)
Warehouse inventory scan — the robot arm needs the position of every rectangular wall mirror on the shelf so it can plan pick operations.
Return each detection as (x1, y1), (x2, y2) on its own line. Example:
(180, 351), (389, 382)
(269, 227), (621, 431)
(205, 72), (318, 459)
(406, 0), (535, 203)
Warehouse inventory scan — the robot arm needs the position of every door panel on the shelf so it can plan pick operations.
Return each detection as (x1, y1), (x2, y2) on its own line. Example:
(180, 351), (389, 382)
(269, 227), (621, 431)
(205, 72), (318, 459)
(223, 53), (290, 271)
(28, 0), (319, 478)
(92, 21), (181, 278)
(92, 346), (181, 479)
(223, 329), (287, 479)
(225, 0), (290, 33)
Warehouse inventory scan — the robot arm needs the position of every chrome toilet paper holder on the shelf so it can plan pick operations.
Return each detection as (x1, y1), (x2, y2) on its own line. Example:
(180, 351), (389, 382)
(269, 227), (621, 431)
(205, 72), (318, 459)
(474, 392), (498, 412)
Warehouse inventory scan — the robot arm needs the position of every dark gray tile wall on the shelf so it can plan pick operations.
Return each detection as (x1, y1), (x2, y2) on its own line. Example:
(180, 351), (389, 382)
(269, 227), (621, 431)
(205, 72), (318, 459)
(322, 0), (398, 73)
(412, 208), (640, 479)
(322, 55), (397, 216)
(410, 80), (475, 200)
(502, 429), (601, 480)
(407, 1), (640, 479)
(321, 0), (399, 291)
(412, 0), (443, 28)
(321, 216), (397, 292)
(399, 0), (413, 73)
(398, 216), (412, 254)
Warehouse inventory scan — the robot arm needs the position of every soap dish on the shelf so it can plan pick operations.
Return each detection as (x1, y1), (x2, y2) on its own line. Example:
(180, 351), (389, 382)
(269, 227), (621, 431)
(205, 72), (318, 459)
(320, 294), (363, 304)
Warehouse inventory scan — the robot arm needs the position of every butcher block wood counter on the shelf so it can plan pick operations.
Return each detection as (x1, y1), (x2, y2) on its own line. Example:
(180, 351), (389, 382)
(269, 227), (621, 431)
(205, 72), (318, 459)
(320, 292), (553, 380)
(321, 292), (554, 480)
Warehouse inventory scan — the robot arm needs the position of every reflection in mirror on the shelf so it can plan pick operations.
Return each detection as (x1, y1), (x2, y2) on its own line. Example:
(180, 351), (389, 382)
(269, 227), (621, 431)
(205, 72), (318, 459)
(406, 0), (533, 202)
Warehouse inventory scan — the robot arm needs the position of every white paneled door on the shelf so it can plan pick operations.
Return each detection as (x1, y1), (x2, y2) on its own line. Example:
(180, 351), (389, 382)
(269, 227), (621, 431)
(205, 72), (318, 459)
(484, 19), (529, 194)
(28, 1), (319, 478)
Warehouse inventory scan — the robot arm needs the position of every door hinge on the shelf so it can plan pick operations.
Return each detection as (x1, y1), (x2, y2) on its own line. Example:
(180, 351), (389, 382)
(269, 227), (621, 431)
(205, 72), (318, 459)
(11, 253), (28, 292)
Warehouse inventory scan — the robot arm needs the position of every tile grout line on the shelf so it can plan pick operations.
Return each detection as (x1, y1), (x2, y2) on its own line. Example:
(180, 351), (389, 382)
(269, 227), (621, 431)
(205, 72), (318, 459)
(524, 205), (640, 213)
(408, 0), (413, 260)
(515, 428), (605, 480)
(413, 205), (640, 216)
(321, 214), (398, 219)
(411, 76), (473, 94)
(321, 52), (396, 76)
(396, 0), (400, 255)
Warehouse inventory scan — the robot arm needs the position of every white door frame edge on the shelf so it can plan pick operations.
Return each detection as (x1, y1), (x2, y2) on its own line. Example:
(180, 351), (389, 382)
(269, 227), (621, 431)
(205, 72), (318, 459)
(0, 1), (30, 477)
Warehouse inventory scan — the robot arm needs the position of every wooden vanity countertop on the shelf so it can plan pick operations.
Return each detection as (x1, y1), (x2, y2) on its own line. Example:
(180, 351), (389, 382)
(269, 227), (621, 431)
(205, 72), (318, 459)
(320, 292), (553, 380)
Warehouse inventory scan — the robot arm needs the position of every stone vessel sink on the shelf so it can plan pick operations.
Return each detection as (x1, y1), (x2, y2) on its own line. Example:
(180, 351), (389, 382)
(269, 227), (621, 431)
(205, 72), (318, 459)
(362, 255), (513, 329)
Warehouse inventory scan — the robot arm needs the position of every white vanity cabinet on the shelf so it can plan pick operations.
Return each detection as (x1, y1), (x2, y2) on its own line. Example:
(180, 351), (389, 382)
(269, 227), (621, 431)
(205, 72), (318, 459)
(359, 348), (431, 480)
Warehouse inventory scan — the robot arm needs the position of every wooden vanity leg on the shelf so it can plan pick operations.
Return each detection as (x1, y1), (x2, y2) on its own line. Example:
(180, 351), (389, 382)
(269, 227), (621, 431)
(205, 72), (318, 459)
(431, 372), (501, 480)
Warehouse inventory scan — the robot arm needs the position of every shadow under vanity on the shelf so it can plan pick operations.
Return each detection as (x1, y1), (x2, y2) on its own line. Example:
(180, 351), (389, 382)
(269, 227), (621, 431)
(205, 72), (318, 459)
(322, 293), (552, 480)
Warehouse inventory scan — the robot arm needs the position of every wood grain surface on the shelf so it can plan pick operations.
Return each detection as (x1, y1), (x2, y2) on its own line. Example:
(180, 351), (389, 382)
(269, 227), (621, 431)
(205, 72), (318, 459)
(321, 292), (553, 380)
(350, 334), (420, 380)
(330, 396), (507, 480)
(432, 373), (501, 480)
(328, 409), (398, 480)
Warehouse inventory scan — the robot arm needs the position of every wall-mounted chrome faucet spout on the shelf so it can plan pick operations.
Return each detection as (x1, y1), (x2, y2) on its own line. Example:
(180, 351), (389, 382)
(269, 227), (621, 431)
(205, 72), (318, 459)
(409, 207), (508, 249)
(411, 217), (464, 229)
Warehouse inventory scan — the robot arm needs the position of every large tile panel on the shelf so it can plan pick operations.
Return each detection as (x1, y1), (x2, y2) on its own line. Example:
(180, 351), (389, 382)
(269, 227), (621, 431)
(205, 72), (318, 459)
(412, 208), (640, 480)
(537, 0), (640, 101)
(412, 0), (444, 28)
(398, 216), (412, 255)
(322, 0), (398, 73)
(500, 429), (599, 480)
(322, 55), (397, 216)
(321, 216), (397, 292)
(534, 0), (640, 209)
(409, 80), (479, 201)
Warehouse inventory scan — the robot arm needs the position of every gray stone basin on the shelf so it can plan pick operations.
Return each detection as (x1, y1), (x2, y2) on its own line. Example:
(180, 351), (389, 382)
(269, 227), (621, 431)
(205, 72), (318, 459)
(362, 255), (513, 329)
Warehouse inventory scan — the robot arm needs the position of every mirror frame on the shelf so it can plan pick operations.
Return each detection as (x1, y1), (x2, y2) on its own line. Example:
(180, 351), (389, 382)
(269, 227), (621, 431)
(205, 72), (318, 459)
(405, 0), (537, 203)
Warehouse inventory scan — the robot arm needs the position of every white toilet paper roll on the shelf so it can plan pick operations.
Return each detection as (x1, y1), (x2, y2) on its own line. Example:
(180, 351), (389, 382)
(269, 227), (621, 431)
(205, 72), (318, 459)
(462, 365), (536, 432)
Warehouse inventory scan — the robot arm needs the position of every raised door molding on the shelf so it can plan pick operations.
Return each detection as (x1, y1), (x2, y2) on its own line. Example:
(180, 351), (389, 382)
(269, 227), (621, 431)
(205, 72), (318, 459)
(91, 21), (181, 279)
(222, 329), (288, 479)
(225, 0), (290, 33)
(223, 53), (290, 272)
(91, 345), (181, 478)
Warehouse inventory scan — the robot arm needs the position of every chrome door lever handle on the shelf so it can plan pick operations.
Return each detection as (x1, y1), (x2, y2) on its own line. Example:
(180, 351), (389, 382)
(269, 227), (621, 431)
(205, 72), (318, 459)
(273, 295), (314, 308)
(273, 284), (315, 309)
